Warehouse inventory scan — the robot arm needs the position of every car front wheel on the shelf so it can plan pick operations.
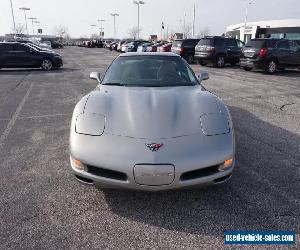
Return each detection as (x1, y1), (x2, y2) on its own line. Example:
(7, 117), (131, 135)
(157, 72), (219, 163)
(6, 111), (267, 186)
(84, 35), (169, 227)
(41, 58), (53, 71)
(265, 60), (277, 74)
(186, 55), (194, 64)
(215, 56), (225, 68)
(243, 67), (252, 71)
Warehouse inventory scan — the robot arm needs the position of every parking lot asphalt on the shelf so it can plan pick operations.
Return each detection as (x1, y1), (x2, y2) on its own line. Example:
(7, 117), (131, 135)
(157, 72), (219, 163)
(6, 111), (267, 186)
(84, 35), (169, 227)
(0, 47), (299, 249)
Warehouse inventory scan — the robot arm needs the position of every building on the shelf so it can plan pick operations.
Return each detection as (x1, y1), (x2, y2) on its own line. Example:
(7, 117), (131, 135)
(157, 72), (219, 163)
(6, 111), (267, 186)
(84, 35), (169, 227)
(226, 19), (300, 43)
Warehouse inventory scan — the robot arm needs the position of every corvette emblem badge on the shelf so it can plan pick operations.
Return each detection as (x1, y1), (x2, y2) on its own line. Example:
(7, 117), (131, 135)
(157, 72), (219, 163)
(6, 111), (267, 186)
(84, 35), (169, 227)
(145, 143), (164, 152)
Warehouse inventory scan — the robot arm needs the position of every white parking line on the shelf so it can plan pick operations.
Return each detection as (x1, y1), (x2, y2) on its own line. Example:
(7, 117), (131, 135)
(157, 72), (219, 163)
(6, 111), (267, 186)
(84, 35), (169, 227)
(0, 82), (34, 152)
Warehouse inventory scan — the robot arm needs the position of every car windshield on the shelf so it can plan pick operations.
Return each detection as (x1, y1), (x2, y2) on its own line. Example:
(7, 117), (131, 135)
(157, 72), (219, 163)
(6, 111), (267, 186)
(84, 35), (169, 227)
(102, 56), (198, 87)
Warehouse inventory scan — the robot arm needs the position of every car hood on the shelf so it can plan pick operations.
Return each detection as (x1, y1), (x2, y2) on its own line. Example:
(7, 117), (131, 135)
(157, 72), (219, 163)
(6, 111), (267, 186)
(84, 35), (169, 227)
(83, 85), (225, 139)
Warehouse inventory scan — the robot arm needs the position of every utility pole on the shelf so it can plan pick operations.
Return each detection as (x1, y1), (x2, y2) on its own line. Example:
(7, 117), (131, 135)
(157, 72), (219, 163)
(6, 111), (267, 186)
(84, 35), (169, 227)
(9, 0), (16, 36)
(110, 13), (119, 40)
(133, 1), (145, 40)
(28, 17), (37, 35)
(192, 3), (196, 38)
(20, 7), (31, 35)
(98, 19), (105, 40)
(244, 0), (253, 42)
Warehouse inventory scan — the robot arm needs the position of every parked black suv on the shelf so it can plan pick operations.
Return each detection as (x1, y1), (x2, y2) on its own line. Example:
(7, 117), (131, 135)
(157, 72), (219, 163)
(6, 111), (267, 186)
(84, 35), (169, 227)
(0, 42), (63, 71)
(240, 38), (300, 73)
(195, 36), (244, 67)
(171, 39), (200, 64)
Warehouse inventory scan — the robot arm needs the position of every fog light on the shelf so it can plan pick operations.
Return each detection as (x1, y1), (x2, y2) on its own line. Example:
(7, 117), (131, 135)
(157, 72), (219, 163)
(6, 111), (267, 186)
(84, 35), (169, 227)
(219, 158), (234, 171)
(71, 157), (87, 171)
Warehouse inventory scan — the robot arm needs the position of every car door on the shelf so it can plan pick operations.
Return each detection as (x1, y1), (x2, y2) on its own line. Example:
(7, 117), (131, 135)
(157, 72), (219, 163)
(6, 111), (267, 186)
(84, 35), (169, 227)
(9, 44), (35, 67)
(0, 44), (12, 67)
(288, 40), (300, 65)
(0, 44), (17, 67)
(225, 39), (240, 61)
(276, 40), (292, 66)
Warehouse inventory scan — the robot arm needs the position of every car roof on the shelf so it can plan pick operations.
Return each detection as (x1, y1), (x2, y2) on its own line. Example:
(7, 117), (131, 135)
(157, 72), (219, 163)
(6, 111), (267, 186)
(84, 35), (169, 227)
(119, 52), (180, 57)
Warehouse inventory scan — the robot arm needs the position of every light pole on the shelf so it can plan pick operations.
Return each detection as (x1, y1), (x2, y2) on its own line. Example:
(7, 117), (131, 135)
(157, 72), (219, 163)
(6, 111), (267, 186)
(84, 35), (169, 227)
(28, 17), (37, 35)
(133, 1), (145, 40)
(90, 24), (96, 38)
(98, 19), (105, 40)
(192, 3), (196, 38)
(110, 13), (119, 40)
(9, 0), (16, 35)
(19, 7), (30, 35)
(244, 0), (253, 42)
(34, 20), (41, 34)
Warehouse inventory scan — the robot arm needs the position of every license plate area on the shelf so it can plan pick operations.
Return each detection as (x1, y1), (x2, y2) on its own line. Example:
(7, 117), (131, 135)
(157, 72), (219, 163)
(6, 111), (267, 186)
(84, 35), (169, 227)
(134, 164), (175, 186)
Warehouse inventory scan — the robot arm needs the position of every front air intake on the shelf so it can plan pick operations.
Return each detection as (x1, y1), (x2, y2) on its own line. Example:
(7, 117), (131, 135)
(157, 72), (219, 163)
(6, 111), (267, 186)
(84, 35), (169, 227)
(180, 165), (220, 181)
(86, 165), (128, 181)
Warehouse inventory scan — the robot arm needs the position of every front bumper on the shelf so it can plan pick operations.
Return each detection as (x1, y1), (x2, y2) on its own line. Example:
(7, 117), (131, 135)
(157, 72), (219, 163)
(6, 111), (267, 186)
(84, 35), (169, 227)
(70, 132), (235, 191)
(53, 57), (63, 67)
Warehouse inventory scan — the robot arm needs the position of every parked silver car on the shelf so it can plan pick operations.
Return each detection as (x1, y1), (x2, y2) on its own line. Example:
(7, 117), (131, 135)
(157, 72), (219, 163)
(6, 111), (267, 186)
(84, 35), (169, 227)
(70, 52), (235, 191)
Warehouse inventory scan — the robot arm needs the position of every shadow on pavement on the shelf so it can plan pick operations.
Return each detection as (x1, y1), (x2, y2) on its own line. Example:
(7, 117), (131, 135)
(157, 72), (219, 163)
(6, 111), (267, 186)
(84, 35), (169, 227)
(102, 106), (300, 235)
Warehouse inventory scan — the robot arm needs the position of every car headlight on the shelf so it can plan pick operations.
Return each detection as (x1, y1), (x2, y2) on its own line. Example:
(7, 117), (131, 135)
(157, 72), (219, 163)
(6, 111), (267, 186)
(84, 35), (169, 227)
(219, 158), (234, 171)
(70, 156), (87, 171)
(75, 113), (105, 136)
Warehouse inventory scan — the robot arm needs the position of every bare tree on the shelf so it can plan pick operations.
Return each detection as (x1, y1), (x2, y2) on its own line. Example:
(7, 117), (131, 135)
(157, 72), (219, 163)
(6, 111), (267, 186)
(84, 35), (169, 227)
(127, 26), (141, 40)
(54, 25), (69, 38)
(196, 27), (211, 38)
(13, 23), (25, 34)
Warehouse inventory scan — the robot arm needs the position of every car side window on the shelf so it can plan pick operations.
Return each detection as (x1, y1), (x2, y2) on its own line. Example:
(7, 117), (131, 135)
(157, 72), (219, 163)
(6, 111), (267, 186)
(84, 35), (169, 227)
(225, 39), (238, 47)
(13, 44), (29, 52)
(289, 41), (300, 52)
(214, 39), (225, 47)
(277, 41), (290, 50)
(237, 40), (245, 48)
(0, 44), (14, 52)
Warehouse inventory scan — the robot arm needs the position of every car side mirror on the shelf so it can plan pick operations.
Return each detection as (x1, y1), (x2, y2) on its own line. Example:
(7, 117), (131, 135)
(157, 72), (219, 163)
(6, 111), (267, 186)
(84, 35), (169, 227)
(198, 72), (209, 82)
(89, 72), (101, 83)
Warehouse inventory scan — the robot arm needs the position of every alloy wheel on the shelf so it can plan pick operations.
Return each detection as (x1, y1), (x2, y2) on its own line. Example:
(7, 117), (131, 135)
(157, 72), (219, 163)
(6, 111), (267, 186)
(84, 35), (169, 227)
(217, 56), (225, 68)
(41, 59), (53, 71)
(267, 60), (277, 73)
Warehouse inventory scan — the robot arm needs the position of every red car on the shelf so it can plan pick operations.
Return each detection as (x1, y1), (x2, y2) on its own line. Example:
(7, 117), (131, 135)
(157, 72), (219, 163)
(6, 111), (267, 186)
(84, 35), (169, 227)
(157, 43), (173, 52)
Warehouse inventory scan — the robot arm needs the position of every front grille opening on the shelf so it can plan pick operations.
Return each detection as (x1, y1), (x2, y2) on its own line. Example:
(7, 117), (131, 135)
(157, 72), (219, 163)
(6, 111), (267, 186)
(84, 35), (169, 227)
(75, 175), (94, 185)
(87, 165), (127, 181)
(180, 165), (220, 181)
(214, 174), (232, 183)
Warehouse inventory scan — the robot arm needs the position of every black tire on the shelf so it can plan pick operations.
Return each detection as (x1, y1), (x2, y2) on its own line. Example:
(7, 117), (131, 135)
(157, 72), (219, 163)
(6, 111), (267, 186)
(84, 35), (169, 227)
(41, 58), (53, 71)
(230, 62), (237, 66)
(265, 60), (277, 74)
(186, 55), (194, 64)
(199, 61), (207, 66)
(214, 56), (225, 68)
(243, 67), (252, 71)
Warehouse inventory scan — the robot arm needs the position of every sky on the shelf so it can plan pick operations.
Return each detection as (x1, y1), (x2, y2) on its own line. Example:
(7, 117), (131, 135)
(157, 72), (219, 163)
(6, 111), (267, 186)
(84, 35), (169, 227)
(0, 0), (299, 38)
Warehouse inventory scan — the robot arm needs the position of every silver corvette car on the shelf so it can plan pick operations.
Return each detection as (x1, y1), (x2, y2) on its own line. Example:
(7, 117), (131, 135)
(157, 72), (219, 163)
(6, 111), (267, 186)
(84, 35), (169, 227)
(70, 52), (235, 191)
